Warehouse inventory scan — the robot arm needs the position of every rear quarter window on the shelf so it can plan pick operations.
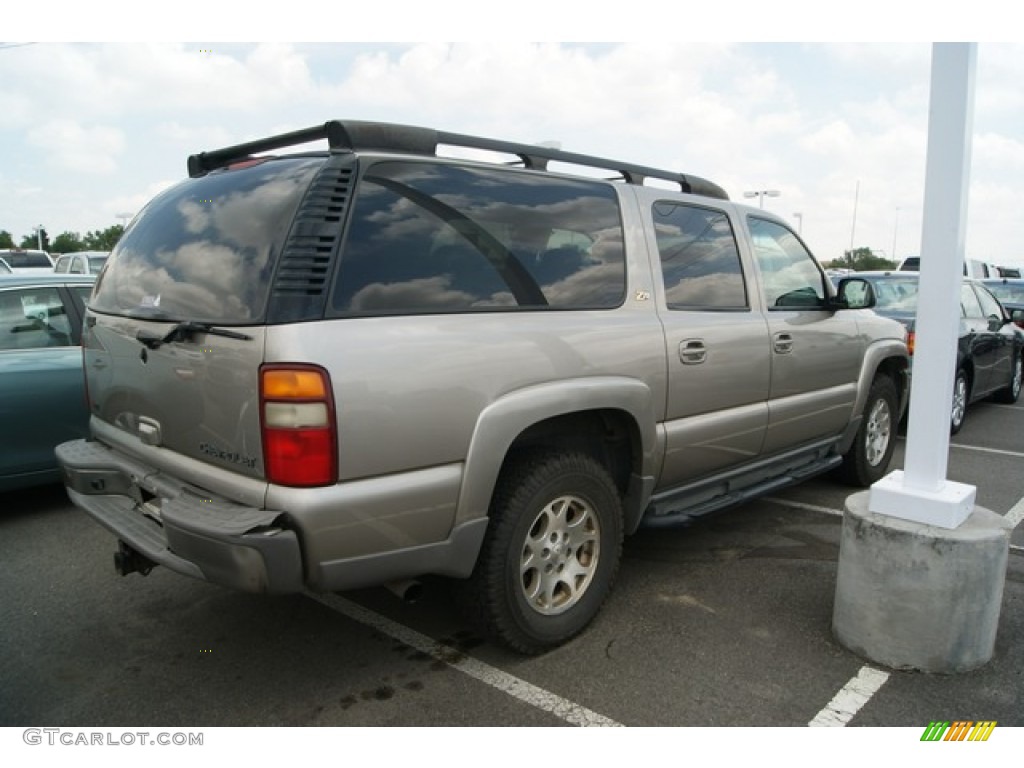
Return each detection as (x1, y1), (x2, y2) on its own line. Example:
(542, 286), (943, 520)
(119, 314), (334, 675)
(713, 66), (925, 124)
(330, 162), (626, 315)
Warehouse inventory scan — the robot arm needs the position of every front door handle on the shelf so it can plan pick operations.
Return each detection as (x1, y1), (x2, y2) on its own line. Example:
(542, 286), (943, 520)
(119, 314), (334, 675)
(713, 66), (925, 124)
(773, 332), (794, 354)
(679, 339), (707, 365)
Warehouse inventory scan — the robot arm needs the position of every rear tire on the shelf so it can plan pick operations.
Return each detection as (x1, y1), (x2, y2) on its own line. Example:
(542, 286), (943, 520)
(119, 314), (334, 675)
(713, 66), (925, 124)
(993, 351), (1022, 404)
(837, 375), (898, 487)
(460, 450), (623, 655)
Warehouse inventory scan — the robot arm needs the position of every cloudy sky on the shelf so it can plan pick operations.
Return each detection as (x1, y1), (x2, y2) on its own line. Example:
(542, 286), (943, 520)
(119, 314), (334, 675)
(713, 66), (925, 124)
(2, 13), (1021, 268)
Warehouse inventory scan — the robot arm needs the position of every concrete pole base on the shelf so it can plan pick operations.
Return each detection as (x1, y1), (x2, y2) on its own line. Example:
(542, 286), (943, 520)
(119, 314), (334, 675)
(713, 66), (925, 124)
(833, 490), (1011, 673)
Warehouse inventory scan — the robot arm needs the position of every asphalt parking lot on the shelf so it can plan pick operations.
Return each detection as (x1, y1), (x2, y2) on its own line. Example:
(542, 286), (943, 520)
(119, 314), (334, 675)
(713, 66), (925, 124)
(1, 399), (1021, 730)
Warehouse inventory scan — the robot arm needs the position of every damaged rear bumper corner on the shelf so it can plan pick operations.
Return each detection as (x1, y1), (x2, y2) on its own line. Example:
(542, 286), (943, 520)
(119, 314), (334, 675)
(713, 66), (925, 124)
(56, 439), (303, 594)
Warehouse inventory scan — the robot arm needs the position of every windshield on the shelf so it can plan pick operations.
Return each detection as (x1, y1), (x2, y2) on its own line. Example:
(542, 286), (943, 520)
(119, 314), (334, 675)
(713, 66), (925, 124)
(89, 156), (323, 324)
(869, 278), (919, 311)
(986, 282), (1024, 303)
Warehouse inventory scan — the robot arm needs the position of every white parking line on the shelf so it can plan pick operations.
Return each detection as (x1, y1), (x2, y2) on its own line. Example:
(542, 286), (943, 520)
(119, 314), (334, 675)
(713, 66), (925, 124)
(808, 666), (891, 727)
(1006, 497), (1024, 529)
(307, 592), (624, 727)
(765, 497), (843, 517)
(949, 443), (1024, 459)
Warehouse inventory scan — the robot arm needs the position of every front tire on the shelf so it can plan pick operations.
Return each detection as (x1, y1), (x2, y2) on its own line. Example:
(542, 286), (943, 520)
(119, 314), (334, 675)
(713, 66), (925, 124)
(837, 375), (898, 486)
(993, 351), (1022, 404)
(461, 450), (624, 654)
(950, 368), (968, 434)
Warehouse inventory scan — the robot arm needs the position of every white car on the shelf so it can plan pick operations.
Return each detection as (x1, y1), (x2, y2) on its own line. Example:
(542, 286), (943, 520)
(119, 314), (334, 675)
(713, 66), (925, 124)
(0, 249), (56, 275)
(53, 250), (110, 275)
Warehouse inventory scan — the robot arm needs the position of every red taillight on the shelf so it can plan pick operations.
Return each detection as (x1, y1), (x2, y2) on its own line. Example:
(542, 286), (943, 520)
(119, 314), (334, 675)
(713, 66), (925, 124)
(259, 364), (337, 487)
(906, 330), (915, 356)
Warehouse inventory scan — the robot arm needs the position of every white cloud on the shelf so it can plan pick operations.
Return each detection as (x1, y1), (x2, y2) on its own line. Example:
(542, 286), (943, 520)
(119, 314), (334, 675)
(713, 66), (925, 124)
(28, 121), (125, 174)
(0, 42), (1021, 268)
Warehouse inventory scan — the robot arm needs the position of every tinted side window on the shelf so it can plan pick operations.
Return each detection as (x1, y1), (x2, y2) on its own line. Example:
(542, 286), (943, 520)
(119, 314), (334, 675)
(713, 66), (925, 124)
(652, 202), (746, 309)
(748, 217), (826, 309)
(55, 257), (70, 273)
(0, 287), (73, 350)
(331, 162), (625, 315)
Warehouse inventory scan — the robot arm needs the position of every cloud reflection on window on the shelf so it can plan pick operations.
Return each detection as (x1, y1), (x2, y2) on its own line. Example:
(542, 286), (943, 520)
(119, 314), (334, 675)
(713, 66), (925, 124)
(92, 157), (321, 323)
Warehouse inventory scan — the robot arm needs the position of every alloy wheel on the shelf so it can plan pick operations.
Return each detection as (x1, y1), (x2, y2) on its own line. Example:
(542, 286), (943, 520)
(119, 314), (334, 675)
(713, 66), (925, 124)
(864, 396), (892, 466)
(520, 494), (600, 616)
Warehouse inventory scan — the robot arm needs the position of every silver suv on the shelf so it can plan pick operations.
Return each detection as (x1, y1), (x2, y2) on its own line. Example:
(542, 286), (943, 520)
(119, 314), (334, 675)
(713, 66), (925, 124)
(57, 120), (909, 653)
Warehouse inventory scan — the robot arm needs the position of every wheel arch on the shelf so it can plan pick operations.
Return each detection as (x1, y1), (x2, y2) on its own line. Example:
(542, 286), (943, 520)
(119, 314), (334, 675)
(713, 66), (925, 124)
(455, 377), (660, 538)
(838, 341), (910, 455)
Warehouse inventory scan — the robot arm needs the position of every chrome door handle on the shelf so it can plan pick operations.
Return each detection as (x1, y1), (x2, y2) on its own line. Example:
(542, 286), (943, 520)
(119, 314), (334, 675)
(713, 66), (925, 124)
(679, 339), (707, 365)
(773, 332), (794, 354)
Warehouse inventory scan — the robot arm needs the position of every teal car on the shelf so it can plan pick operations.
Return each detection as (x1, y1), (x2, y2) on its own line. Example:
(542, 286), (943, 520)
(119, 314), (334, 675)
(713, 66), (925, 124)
(0, 274), (95, 492)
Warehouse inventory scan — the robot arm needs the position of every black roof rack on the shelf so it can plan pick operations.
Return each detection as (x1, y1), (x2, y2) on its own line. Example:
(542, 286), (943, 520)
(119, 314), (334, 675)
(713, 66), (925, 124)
(186, 120), (729, 200)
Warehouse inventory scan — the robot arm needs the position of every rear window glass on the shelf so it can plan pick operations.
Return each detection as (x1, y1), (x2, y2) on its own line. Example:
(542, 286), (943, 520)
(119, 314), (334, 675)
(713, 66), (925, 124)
(330, 162), (625, 315)
(90, 157), (322, 323)
(2, 251), (52, 268)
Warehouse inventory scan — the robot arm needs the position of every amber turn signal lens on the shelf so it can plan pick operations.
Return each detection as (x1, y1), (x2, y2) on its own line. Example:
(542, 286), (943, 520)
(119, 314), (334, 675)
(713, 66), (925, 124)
(262, 369), (327, 399)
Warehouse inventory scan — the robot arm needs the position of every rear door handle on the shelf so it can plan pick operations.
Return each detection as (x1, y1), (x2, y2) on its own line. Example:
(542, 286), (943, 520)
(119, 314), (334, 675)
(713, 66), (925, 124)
(679, 339), (707, 365)
(773, 332), (794, 354)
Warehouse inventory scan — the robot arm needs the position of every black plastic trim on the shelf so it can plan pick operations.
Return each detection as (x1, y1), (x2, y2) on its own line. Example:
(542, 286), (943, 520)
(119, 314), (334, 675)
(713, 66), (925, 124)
(186, 119), (729, 200)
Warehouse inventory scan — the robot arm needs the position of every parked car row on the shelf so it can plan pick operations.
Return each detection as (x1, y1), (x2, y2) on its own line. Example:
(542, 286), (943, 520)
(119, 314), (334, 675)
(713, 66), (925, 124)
(0, 248), (109, 276)
(834, 271), (1023, 433)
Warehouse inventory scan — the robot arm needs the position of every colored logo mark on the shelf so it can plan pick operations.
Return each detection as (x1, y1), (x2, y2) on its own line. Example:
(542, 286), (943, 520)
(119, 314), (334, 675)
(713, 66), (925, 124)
(920, 721), (996, 741)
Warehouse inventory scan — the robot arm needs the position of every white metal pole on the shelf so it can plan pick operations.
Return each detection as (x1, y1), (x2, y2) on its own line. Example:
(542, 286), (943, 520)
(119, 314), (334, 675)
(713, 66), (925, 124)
(903, 43), (976, 492)
(869, 43), (978, 528)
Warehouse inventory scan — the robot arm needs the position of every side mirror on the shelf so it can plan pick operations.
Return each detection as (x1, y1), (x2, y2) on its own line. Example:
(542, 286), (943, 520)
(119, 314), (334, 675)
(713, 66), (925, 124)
(835, 277), (876, 310)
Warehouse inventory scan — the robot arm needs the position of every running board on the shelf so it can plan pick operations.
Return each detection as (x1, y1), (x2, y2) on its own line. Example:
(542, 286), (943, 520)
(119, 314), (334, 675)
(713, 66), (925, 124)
(640, 453), (843, 529)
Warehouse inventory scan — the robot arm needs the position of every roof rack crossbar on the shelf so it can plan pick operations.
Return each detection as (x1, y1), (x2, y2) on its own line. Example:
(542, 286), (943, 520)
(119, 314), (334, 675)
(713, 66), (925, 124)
(432, 127), (727, 199)
(186, 119), (729, 200)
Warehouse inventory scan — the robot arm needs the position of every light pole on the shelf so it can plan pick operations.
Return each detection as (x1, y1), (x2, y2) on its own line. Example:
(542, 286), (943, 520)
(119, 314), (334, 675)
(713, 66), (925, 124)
(34, 225), (44, 250)
(793, 212), (803, 234)
(892, 207), (900, 263)
(744, 189), (781, 208)
(116, 212), (134, 228)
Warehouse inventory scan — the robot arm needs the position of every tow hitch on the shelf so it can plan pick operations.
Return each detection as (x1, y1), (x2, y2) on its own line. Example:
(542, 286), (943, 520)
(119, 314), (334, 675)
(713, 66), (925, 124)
(114, 541), (156, 577)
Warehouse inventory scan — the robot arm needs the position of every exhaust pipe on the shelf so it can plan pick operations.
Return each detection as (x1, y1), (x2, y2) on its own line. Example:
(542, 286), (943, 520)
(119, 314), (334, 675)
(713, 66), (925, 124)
(385, 579), (423, 603)
(114, 541), (156, 577)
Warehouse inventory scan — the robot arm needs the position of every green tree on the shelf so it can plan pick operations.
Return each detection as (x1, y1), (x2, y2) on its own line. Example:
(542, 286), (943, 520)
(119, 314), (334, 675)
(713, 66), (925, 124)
(51, 231), (85, 254)
(0, 230), (15, 248)
(82, 225), (125, 251)
(826, 248), (898, 272)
